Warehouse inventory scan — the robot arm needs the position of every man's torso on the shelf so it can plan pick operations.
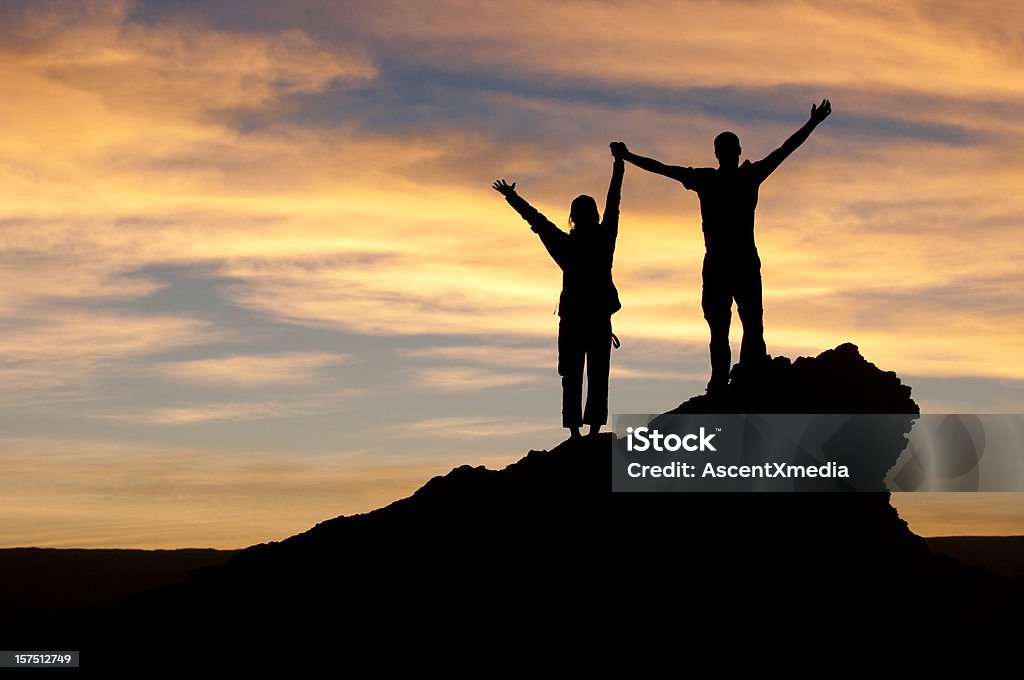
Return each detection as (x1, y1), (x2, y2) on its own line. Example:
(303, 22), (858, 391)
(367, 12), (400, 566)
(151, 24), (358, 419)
(684, 162), (763, 262)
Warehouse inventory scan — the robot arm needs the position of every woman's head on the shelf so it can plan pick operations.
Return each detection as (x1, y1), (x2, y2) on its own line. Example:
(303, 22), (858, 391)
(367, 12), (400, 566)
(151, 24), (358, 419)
(569, 194), (599, 231)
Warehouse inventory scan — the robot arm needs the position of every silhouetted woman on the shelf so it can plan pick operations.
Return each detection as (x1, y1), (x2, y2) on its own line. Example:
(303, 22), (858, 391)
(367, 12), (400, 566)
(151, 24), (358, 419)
(493, 146), (624, 438)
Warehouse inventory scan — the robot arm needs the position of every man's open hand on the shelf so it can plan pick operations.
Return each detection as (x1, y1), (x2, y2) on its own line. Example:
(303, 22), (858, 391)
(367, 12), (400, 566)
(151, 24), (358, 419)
(492, 179), (516, 197)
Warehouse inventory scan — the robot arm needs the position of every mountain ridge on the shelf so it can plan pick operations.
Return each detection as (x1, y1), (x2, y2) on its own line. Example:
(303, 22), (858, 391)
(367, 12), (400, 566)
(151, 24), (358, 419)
(7, 343), (1023, 666)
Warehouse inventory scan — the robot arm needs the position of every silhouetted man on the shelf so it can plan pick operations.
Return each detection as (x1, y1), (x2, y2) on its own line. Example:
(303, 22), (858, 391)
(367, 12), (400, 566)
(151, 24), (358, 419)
(612, 99), (831, 395)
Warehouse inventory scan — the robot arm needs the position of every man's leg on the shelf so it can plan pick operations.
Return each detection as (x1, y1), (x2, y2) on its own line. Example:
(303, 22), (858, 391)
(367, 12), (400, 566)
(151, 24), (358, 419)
(582, 316), (612, 428)
(702, 267), (732, 394)
(735, 263), (767, 365)
(558, 317), (585, 431)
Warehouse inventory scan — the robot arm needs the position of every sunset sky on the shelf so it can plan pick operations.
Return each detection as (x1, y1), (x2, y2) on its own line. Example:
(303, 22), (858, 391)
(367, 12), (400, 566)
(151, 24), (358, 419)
(2, 0), (1023, 548)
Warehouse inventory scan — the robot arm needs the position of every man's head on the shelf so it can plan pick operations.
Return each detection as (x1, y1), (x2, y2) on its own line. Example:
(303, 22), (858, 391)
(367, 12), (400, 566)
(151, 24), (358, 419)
(714, 131), (741, 168)
(569, 194), (599, 231)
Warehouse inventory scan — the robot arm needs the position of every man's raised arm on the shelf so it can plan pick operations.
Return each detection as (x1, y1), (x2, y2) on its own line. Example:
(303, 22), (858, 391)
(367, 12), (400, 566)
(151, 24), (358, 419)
(756, 99), (832, 180)
(611, 142), (691, 183)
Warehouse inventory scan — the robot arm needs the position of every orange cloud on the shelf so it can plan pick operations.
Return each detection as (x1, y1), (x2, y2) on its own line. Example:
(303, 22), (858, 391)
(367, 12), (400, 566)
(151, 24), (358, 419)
(346, 1), (1024, 97)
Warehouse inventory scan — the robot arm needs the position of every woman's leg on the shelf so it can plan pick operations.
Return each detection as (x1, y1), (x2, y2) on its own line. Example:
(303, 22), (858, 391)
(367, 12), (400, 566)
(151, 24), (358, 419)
(582, 316), (612, 430)
(558, 317), (585, 434)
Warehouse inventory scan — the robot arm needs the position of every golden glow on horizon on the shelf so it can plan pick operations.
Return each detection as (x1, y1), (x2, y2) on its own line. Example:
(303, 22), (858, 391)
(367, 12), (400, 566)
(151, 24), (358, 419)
(893, 493), (1024, 537)
(0, 437), (476, 549)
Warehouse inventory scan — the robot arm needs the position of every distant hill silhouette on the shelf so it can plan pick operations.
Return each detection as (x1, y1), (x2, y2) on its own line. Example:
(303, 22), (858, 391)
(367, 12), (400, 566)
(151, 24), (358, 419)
(927, 536), (1024, 580)
(7, 344), (1022, 668)
(0, 548), (234, 624)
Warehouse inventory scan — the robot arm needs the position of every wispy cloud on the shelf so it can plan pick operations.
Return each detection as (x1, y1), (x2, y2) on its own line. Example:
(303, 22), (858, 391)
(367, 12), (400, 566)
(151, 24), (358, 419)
(397, 416), (557, 439)
(0, 310), (217, 404)
(408, 366), (544, 393)
(153, 352), (351, 386)
(401, 344), (552, 370)
(100, 388), (363, 424)
(117, 402), (311, 424)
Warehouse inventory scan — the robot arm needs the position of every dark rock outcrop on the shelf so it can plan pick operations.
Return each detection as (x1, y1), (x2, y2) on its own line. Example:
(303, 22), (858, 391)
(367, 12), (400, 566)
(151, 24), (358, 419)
(669, 342), (917, 414)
